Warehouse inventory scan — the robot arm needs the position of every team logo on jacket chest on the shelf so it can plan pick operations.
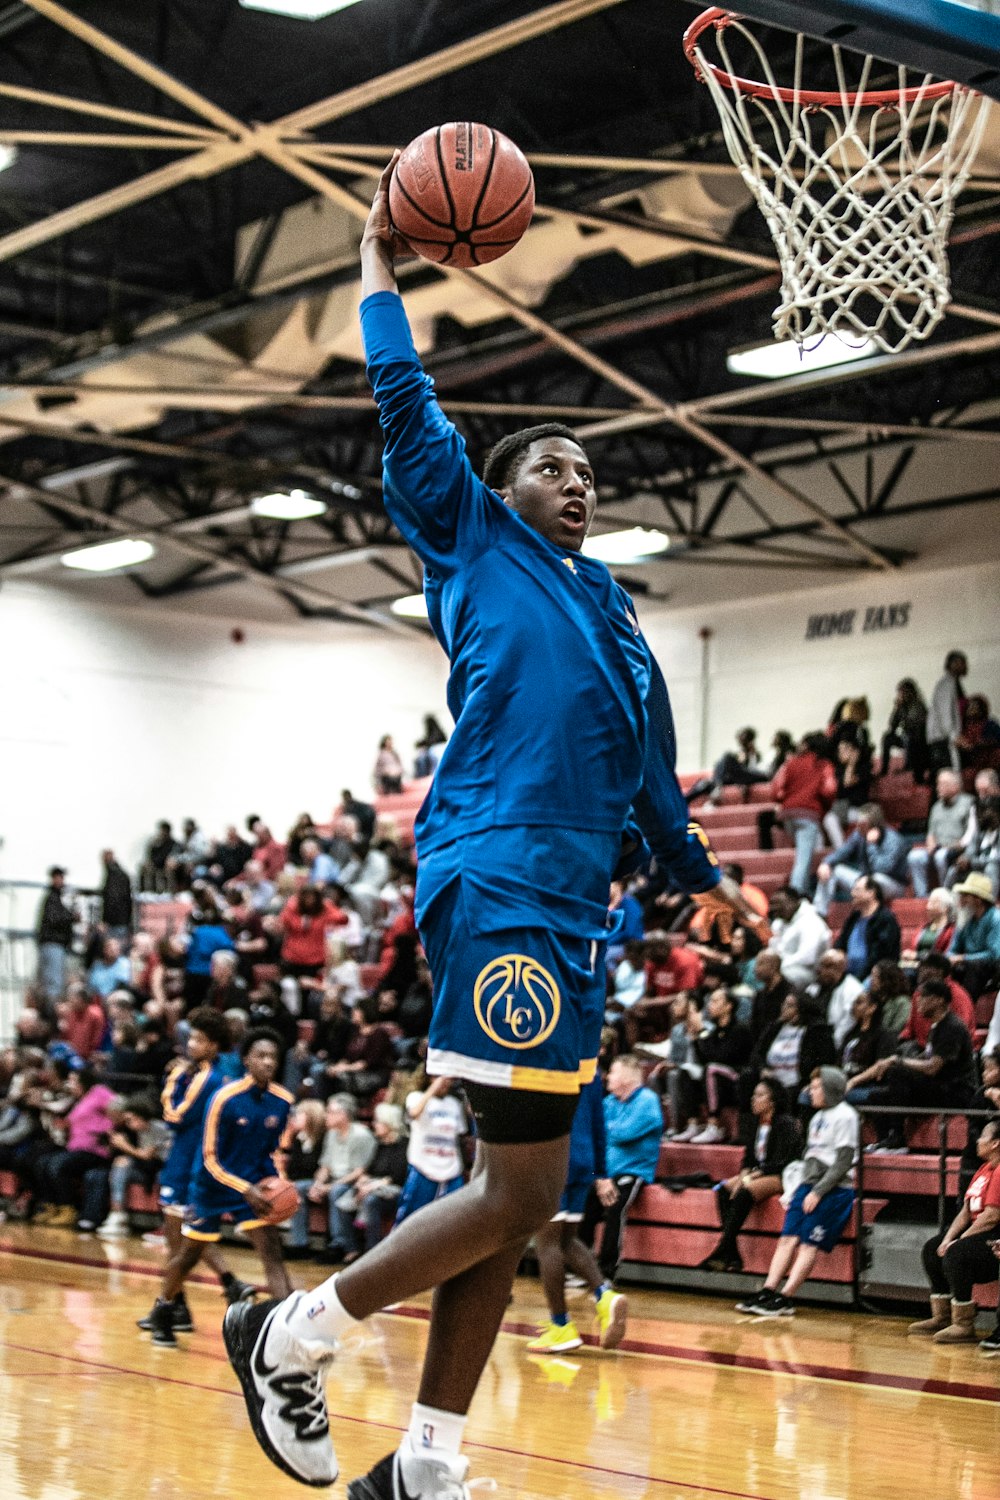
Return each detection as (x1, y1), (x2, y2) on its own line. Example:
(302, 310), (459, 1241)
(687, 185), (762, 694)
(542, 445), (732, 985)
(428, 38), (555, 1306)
(473, 954), (561, 1049)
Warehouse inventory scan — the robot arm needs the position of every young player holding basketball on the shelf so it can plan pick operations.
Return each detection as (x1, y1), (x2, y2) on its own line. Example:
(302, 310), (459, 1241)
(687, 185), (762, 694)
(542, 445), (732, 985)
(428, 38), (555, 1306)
(526, 1072), (627, 1354)
(144, 1028), (294, 1348)
(224, 157), (756, 1497)
(137, 1008), (255, 1339)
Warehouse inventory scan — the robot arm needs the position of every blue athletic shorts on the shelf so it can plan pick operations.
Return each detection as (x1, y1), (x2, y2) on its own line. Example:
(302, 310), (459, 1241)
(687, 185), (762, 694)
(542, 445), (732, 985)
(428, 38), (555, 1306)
(782, 1183), (855, 1253)
(158, 1136), (197, 1213)
(394, 1166), (464, 1226)
(417, 844), (607, 1097)
(554, 1177), (592, 1221)
(182, 1184), (266, 1241)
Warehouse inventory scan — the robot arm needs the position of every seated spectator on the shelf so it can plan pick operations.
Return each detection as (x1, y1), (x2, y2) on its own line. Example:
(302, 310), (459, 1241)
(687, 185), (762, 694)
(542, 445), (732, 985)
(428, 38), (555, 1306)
(950, 805), (1000, 901)
(309, 1094), (377, 1263)
(286, 813), (318, 868)
(339, 839), (392, 927)
(729, 925), (763, 992)
(959, 1051), (1000, 1197)
(31, 1066), (118, 1227)
(840, 991), (897, 1081)
(251, 823), (287, 882)
(908, 769), (975, 896)
(373, 733), (405, 795)
(322, 1000), (395, 1102)
(329, 1102), (408, 1263)
(848, 977), (976, 1151)
(0, 1067), (53, 1190)
(899, 953), (976, 1044)
(643, 931), (705, 1007)
(208, 825), (253, 887)
(880, 677), (928, 780)
(643, 993), (704, 1138)
(59, 981), (107, 1063)
(767, 886), (831, 990)
(702, 1079), (801, 1273)
(688, 987), (753, 1144)
(866, 959), (911, 1037)
(219, 1008), (250, 1081)
(338, 788), (377, 844)
(579, 1055), (663, 1285)
(833, 876), (901, 980)
(173, 816), (212, 875)
(283, 1100), (333, 1258)
(737, 1067), (859, 1317)
(825, 722), (873, 847)
(686, 726), (773, 804)
(765, 733), (838, 896)
(908, 1117), (1000, 1344)
(299, 837), (340, 890)
(903, 887), (956, 968)
(395, 955), (434, 1060)
(806, 949), (864, 1052)
(926, 650), (967, 775)
(204, 948), (248, 1014)
(413, 716), (447, 779)
(957, 694), (1000, 765)
(396, 1073), (469, 1226)
(688, 864), (770, 963)
(608, 940), (648, 1023)
(183, 913), (236, 1009)
(948, 872), (1000, 999)
(279, 884), (348, 983)
(246, 978), (299, 1063)
(748, 952), (794, 1041)
(746, 992), (836, 1111)
(86, 1097), (171, 1237)
(87, 936), (131, 1001)
(814, 804), (910, 916)
(237, 859), (275, 913)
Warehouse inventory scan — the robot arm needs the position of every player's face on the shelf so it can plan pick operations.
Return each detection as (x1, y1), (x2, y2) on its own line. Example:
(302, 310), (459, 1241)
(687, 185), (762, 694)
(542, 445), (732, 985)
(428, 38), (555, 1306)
(501, 437), (596, 552)
(187, 1028), (215, 1064)
(245, 1040), (279, 1085)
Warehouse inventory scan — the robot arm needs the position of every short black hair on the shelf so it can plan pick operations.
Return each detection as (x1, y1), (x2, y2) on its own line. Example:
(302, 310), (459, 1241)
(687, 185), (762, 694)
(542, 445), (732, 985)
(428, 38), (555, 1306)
(919, 977), (951, 1007)
(240, 1025), (283, 1060)
(857, 874), (885, 905)
(482, 423), (587, 492)
(754, 1076), (788, 1115)
(917, 951), (950, 978)
(187, 1007), (231, 1050)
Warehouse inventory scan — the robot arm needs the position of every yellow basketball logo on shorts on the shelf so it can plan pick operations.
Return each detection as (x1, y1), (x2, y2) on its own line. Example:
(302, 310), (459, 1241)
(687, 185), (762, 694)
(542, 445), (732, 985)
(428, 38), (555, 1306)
(473, 953), (561, 1050)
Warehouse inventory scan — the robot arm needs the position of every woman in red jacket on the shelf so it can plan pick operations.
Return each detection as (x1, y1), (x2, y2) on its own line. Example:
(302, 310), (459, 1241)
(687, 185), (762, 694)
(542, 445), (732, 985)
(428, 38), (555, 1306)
(771, 734), (838, 898)
(279, 885), (348, 982)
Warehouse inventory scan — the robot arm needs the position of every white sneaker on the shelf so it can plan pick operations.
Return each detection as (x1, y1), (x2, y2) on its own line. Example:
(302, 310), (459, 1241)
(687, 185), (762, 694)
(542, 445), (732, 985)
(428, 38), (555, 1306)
(671, 1122), (701, 1141)
(690, 1123), (725, 1145)
(97, 1211), (130, 1239)
(223, 1292), (338, 1487)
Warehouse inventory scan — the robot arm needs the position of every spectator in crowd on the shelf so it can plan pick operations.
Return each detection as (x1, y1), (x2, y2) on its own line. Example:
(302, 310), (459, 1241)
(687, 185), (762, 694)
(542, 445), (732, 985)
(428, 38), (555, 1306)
(203, 948), (248, 1014)
(814, 804), (910, 917)
(329, 1102), (408, 1264)
(702, 1078), (801, 1273)
(839, 990), (897, 1081)
(339, 839), (392, 927)
(644, 993), (705, 1138)
(880, 678), (928, 779)
(184, 912), (236, 1008)
(826, 723), (873, 846)
(413, 716), (448, 778)
(956, 695), (1000, 765)
(286, 814), (317, 869)
(83, 1097), (171, 1237)
(395, 955), (434, 1060)
(643, 930), (705, 1004)
(909, 1117), (1000, 1344)
(959, 1051), (1000, 1197)
(99, 850), (133, 945)
(769, 733), (838, 895)
(36, 866), (75, 1002)
(31, 1066), (118, 1227)
(903, 887), (956, 967)
(908, 770), (975, 896)
(746, 992), (836, 1110)
(250, 823), (287, 883)
(926, 651), (968, 774)
(608, 939), (648, 1026)
(686, 726), (773, 805)
(238, 860), (276, 914)
(87, 935), (131, 1000)
(309, 1094), (377, 1263)
(579, 1054), (663, 1284)
(396, 1073), (469, 1226)
(299, 838), (340, 890)
(59, 981), (106, 1062)
(948, 872), (1000, 998)
(767, 886), (831, 990)
(174, 817), (212, 874)
(282, 1100), (330, 1259)
(805, 949), (864, 1052)
(834, 876), (901, 980)
(306, 989), (357, 1095)
(737, 1067), (859, 1316)
(372, 733), (405, 795)
(899, 954), (976, 1046)
(279, 885), (348, 983)
(848, 977), (976, 1151)
(339, 789), (377, 844)
(729, 925), (763, 991)
(322, 1000), (395, 1103)
(688, 864), (770, 959)
(209, 825), (254, 887)
(688, 987), (753, 1144)
(950, 805), (1000, 901)
(867, 960), (912, 1037)
(142, 820), (179, 893)
(749, 951), (795, 1041)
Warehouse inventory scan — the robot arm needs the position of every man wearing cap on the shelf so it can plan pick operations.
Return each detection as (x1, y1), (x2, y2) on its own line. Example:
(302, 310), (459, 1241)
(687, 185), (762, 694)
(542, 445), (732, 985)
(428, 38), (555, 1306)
(36, 866), (75, 1002)
(948, 872), (1000, 999)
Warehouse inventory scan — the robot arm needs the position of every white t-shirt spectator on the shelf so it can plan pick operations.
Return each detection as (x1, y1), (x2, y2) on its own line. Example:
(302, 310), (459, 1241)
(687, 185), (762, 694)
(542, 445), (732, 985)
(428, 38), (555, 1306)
(405, 1091), (466, 1183)
(769, 901), (831, 989)
(612, 955), (646, 1009)
(805, 1100), (860, 1183)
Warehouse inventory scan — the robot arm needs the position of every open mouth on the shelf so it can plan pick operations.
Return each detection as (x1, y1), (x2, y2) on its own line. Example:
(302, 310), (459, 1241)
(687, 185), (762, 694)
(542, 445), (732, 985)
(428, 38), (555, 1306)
(559, 501), (587, 530)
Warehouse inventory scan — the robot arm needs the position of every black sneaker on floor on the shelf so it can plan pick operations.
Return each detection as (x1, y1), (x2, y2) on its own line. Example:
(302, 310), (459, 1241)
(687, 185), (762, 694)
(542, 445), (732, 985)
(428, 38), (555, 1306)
(735, 1288), (769, 1314)
(347, 1454), (396, 1500)
(149, 1299), (179, 1348)
(979, 1325), (1000, 1355)
(750, 1290), (795, 1318)
(224, 1276), (257, 1306)
(347, 1448), (472, 1500)
(171, 1296), (195, 1333)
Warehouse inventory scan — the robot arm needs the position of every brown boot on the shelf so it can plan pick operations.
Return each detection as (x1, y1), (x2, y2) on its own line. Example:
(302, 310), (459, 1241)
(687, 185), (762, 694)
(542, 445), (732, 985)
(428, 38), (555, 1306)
(908, 1294), (951, 1336)
(932, 1300), (978, 1344)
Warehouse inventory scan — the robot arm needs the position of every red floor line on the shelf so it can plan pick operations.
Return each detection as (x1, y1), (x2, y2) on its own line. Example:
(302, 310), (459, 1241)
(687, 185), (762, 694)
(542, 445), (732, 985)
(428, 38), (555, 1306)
(5, 1238), (999, 1405)
(0, 1337), (772, 1500)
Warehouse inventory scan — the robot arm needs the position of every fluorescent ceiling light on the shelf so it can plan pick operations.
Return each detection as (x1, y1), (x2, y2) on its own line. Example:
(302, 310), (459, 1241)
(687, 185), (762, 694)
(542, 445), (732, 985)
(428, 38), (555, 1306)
(61, 537), (154, 573)
(582, 527), (671, 564)
(239, 0), (362, 17)
(727, 336), (878, 379)
(390, 593), (429, 619)
(250, 489), (327, 520)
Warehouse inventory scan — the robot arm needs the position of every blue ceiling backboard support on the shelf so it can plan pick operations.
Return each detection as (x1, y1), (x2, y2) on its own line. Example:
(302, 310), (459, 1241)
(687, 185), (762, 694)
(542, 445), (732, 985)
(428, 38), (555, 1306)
(685, 0), (1000, 100)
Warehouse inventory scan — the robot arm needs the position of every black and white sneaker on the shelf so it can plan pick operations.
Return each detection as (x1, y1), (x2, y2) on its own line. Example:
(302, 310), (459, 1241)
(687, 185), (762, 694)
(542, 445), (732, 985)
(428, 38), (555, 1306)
(224, 1276), (258, 1306)
(735, 1289), (769, 1314)
(347, 1442), (473, 1499)
(170, 1296), (195, 1333)
(223, 1292), (338, 1488)
(979, 1325), (1000, 1355)
(749, 1290), (795, 1318)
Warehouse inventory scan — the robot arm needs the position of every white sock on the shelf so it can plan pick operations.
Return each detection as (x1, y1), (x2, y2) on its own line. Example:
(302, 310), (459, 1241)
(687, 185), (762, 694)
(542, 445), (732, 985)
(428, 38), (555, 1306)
(406, 1402), (467, 1459)
(283, 1274), (358, 1346)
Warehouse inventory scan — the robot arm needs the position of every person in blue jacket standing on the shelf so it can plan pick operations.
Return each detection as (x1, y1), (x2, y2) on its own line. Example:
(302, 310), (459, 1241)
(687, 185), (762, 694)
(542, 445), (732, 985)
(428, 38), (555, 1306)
(525, 1072), (627, 1354)
(579, 1054), (664, 1285)
(224, 155), (759, 1500)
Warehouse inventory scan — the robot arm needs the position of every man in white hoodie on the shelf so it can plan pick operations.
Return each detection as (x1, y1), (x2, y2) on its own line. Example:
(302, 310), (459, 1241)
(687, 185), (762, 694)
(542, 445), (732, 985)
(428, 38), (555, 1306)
(768, 886), (831, 991)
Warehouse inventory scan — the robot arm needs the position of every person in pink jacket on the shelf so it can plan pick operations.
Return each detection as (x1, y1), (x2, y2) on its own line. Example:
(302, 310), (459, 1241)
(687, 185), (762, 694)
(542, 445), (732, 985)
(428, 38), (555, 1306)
(34, 1066), (118, 1223)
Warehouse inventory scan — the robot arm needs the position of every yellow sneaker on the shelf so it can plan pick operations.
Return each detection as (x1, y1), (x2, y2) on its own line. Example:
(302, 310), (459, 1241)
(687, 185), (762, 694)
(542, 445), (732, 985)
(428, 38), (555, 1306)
(526, 1320), (583, 1353)
(47, 1205), (78, 1228)
(595, 1289), (628, 1350)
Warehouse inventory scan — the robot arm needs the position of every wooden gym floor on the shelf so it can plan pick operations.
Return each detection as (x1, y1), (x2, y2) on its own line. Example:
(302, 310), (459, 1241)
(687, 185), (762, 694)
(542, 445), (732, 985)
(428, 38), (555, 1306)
(0, 1226), (997, 1500)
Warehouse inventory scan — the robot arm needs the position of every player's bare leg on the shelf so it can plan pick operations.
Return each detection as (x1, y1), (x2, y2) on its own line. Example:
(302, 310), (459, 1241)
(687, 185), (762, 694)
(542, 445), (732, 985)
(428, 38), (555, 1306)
(246, 1224), (292, 1299)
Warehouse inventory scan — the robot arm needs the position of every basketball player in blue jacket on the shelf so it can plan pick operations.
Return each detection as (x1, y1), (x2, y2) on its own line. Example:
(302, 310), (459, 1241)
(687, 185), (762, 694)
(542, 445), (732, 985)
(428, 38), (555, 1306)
(225, 157), (758, 1499)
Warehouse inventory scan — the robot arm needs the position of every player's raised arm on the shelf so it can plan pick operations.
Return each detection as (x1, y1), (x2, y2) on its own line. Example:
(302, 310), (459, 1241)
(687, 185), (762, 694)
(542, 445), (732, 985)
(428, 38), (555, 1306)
(360, 158), (495, 572)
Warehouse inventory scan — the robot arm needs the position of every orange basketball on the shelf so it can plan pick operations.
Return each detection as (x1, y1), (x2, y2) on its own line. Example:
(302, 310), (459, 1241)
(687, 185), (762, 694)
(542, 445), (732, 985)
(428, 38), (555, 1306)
(389, 122), (535, 268)
(256, 1176), (300, 1225)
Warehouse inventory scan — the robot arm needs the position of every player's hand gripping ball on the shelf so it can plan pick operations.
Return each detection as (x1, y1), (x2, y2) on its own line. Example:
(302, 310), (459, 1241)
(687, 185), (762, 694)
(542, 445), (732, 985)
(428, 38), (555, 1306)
(255, 1176), (301, 1225)
(389, 122), (535, 268)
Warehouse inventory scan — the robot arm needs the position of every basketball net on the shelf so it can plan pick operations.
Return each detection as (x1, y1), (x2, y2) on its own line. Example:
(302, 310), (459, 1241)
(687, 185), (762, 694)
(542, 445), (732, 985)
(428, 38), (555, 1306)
(685, 10), (992, 353)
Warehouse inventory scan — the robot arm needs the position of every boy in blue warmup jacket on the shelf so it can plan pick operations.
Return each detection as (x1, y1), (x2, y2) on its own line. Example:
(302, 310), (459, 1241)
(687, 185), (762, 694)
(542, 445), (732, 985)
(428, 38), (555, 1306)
(226, 156), (759, 1500)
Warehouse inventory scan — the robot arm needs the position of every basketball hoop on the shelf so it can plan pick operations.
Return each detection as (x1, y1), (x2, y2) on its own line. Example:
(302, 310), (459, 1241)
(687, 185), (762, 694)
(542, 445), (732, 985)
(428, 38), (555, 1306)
(684, 8), (991, 352)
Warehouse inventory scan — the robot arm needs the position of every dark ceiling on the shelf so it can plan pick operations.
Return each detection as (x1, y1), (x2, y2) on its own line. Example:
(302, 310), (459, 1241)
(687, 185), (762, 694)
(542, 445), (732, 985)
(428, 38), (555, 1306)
(0, 0), (998, 627)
